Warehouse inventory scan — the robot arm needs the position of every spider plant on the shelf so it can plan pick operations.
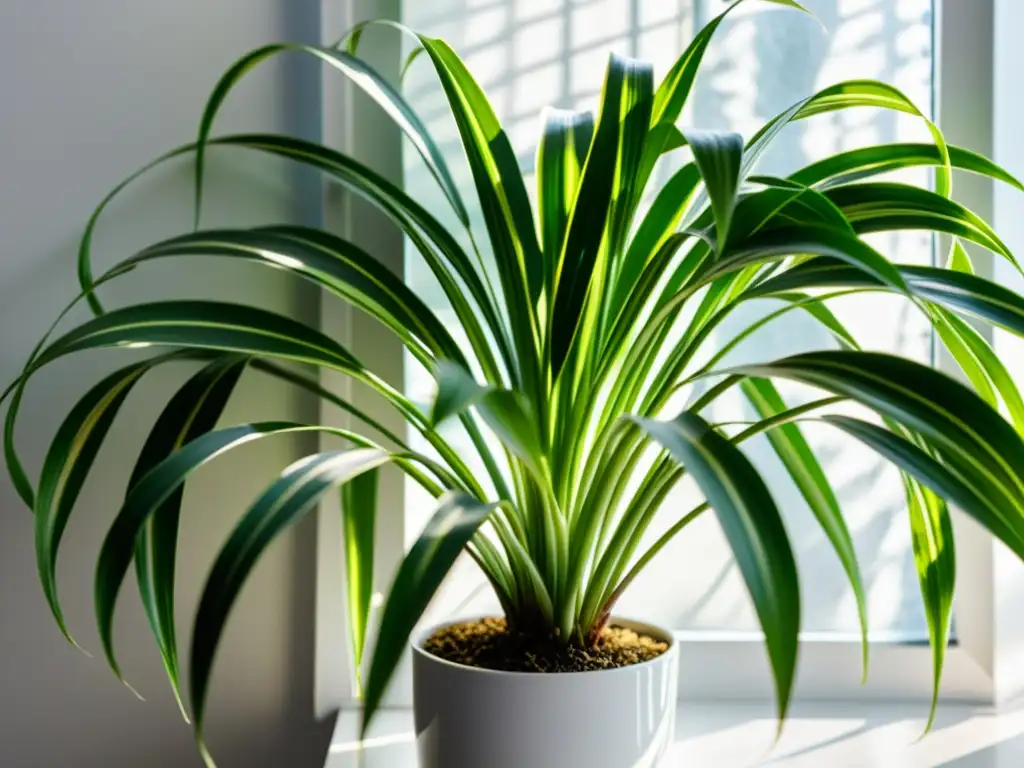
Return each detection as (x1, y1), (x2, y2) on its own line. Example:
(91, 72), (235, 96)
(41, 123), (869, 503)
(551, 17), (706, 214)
(8, 0), (1024, 763)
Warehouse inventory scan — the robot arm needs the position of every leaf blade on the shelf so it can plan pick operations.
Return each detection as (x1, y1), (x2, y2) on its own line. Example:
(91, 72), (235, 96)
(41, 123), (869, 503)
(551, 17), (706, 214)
(635, 412), (800, 726)
(362, 492), (498, 734)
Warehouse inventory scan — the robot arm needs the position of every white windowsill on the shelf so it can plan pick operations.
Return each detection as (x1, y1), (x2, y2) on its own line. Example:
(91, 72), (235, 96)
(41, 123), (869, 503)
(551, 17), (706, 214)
(325, 700), (1024, 767)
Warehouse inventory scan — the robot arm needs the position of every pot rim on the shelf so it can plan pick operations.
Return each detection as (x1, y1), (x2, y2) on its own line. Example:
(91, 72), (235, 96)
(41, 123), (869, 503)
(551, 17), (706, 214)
(411, 615), (677, 679)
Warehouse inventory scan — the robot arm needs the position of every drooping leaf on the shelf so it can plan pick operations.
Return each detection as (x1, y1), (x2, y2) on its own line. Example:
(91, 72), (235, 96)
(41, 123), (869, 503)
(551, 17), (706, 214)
(740, 378), (868, 675)
(820, 417), (959, 731)
(790, 142), (1024, 192)
(195, 44), (468, 229)
(361, 492), (498, 734)
(94, 422), (389, 679)
(683, 131), (744, 254)
(751, 261), (1024, 339)
(429, 360), (489, 427)
(724, 351), (1024, 511)
(429, 362), (544, 480)
(903, 476), (955, 732)
(74, 133), (513, 381)
(341, 468), (378, 690)
(939, 310), (1024, 433)
(822, 415), (1024, 558)
(635, 412), (800, 726)
(34, 358), (167, 644)
(129, 354), (248, 719)
(121, 226), (467, 367)
(189, 448), (389, 763)
(824, 182), (1017, 270)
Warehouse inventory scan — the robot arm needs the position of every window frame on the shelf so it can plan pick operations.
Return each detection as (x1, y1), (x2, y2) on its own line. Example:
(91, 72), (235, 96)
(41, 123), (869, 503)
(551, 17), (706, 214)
(316, 0), (1022, 716)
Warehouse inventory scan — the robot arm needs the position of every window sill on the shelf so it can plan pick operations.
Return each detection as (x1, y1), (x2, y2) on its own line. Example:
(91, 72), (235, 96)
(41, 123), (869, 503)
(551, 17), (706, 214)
(325, 700), (1024, 767)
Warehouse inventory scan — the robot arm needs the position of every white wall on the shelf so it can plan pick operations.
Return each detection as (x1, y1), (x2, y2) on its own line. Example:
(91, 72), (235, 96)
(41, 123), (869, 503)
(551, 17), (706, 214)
(0, 1), (331, 765)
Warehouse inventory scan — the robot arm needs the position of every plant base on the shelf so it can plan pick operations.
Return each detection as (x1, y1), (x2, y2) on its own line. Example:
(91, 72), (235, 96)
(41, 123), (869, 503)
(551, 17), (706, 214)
(423, 616), (669, 672)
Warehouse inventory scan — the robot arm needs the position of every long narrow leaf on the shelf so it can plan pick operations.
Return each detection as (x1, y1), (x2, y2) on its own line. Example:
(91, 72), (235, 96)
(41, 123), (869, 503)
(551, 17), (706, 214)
(740, 378), (868, 675)
(750, 261), (1024, 339)
(342, 468), (378, 689)
(190, 448), (389, 764)
(724, 352), (1024, 511)
(35, 359), (164, 643)
(94, 422), (392, 679)
(361, 492), (499, 734)
(195, 45), (468, 228)
(537, 109), (594, 296)
(128, 354), (248, 719)
(790, 143), (1024, 192)
(635, 412), (800, 726)
(549, 54), (654, 381)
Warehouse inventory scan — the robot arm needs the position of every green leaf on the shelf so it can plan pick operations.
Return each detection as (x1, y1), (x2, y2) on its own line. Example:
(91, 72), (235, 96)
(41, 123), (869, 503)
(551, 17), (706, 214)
(122, 226), (467, 367)
(94, 422), (387, 681)
(128, 354), (247, 720)
(931, 308), (999, 409)
(724, 351), (1024, 510)
(537, 109), (594, 295)
(74, 133), (513, 380)
(418, 36), (544, 394)
(754, 80), (951, 197)
(195, 45), (468, 229)
(751, 262), (1024, 339)
(824, 182), (1018, 270)
(478, 390), (546, 480)
(823, 414), (1022, 559)
(634, 412), (800, 726)
(702, 176), (853, 247)
(612, 163), (701, 312)
(740, 378), (868, 676)
(937, 309), (1024, 434)
(429, 362), (544, 481)
(549, 54), (654, 381)
(34, 358), (166, 644)
(189, 448), (389, 761)
(342, 468), (378, 690)
(362, 492), (498, 735)
(718, 224), (908, 294)
(948, 240), (975, 274)
(430, 360), (489, 427)
(821, 417), (962, 732)
(650, 0), (810, 127)
(904, 477), (955, 732)
(32, 300), (360, 376)
(683, 131), (744, 254)
(790, 142), (1024, 192)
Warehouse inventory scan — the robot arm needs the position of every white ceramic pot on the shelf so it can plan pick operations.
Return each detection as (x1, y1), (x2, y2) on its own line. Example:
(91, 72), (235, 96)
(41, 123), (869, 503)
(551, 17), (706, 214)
(412, 617), (679, 768)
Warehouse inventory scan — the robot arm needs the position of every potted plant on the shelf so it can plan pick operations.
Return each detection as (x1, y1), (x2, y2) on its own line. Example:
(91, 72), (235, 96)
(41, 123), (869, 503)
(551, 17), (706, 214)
(8, 0), (1024, 765)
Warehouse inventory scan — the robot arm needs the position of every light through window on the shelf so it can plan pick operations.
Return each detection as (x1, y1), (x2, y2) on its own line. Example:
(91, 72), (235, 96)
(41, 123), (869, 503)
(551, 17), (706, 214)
(402, 0), (936, 640)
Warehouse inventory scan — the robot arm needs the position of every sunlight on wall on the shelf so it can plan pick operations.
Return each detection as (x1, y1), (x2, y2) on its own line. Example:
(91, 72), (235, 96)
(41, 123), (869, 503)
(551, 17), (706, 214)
(401, 0), (936, 637)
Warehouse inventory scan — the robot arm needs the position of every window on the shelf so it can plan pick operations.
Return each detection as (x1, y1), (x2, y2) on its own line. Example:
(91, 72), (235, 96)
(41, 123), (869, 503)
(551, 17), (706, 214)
(317, 0), (1018, 713)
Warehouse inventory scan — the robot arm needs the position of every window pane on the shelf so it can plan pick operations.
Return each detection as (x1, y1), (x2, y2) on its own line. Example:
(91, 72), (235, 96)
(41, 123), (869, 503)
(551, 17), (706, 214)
(403, 0), (936, 638)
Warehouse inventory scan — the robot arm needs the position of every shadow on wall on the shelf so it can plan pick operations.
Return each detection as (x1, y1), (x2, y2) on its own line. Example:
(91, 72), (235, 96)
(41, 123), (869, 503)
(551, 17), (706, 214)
(0, 0), (330, 766)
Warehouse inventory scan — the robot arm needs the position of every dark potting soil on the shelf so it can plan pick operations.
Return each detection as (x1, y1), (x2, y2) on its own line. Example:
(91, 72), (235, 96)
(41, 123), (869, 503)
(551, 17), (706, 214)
(422, 617), (669, 673)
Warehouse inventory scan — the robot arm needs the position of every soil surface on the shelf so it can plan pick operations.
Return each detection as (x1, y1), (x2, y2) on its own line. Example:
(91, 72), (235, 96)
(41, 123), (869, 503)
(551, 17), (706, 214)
(422, 617), (669, 673)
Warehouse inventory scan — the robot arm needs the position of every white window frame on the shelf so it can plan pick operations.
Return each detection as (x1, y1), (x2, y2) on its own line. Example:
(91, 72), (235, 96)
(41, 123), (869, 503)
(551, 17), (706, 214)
(315, 0), (1024, 717)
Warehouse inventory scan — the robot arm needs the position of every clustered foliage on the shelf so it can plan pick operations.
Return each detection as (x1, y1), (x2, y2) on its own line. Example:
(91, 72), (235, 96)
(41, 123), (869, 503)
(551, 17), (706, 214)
(9, 1), (1024, 763)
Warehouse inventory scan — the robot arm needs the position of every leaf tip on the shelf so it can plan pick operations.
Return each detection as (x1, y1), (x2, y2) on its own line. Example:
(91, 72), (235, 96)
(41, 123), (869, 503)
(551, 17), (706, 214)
(123, 678), (146, 703)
